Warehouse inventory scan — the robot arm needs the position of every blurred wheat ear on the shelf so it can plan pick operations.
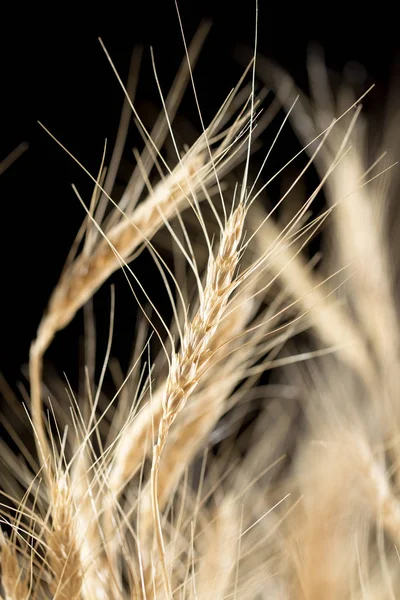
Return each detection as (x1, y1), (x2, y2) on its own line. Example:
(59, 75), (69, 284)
(1, 17), (400, 600)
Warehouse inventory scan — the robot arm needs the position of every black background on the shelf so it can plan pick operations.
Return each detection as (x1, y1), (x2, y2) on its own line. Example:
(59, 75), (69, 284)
(1, 1), (398, 388)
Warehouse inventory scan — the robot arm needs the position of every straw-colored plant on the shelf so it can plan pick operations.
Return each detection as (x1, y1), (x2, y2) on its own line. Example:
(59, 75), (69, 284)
(1, 13), (399, 600)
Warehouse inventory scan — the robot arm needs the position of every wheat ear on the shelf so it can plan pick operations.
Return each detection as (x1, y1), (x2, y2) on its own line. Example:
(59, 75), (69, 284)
(267, 62), (399, 371)
(0, 534), (29, 600)
(71, 449), (112, 600)
(29, 151), (205, 475)
(150, 201), (246, 597)
(194, 496), (237, 599)
(251, 206), (374, 384)
(46, 474), (82, 600)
